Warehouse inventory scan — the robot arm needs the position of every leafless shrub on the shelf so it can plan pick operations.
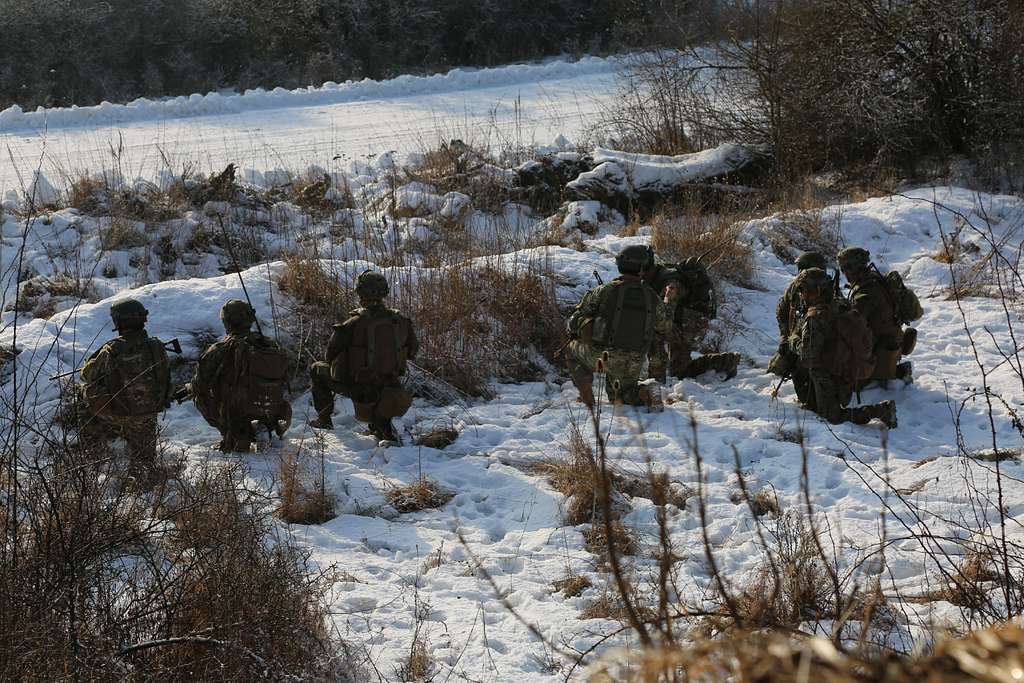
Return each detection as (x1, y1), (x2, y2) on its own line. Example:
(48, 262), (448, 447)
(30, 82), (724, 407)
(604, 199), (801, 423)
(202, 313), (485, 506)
(0, 425), (342, 680)
(99, 215), (150, 250)
(583, 521), (637, 558)
(650, 207), (757, 288)
(395, 261), (563, 397)
(386, 476), (454, 514)
(733, 511), (834, 628)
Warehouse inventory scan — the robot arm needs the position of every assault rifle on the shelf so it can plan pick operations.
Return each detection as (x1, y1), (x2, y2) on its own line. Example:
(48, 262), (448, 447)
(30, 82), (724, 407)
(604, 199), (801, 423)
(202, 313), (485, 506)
(48, 338), (183, 381)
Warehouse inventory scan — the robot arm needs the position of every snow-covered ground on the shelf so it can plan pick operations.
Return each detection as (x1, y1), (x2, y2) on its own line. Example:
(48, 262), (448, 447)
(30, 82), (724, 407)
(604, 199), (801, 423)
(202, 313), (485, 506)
(3, 179), (1023, 679)
(0, 55), (619, 200)
(1, 55), (1022, 679)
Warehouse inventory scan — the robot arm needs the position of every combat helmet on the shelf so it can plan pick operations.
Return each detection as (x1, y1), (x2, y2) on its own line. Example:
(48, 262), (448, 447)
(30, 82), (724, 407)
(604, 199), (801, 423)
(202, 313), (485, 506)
(797, 267), (833, 299)
(355, 270), (389, 300)
(615, 245), (654, 275)
(220, 299), (256, 331)
(837, 247), (870, 272)
(795, 251), (826, 272)
(110, 299), (148, 330)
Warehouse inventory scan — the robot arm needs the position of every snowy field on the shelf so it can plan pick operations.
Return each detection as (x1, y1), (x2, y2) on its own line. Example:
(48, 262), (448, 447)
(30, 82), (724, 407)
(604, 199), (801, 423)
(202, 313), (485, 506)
(1, 58), (1023, 680)
(0, 55), (619, 199)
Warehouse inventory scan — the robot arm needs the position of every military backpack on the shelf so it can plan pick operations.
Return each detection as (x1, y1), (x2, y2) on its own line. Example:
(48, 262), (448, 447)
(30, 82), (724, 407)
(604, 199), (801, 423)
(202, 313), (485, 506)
(590, 279), (658, 353)
(831, 302), (876, 381)
(673, 259), (717, 319)
(882, 270), (923, 324)
(98, 337), (171, 415)
(333, 309), (412, 385)
(230, 334), (289, 419)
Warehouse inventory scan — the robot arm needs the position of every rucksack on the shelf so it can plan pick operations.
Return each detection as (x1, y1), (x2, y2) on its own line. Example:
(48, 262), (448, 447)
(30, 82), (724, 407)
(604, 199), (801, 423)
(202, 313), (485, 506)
(673, 259), (717, 319)
(230, 334), (289, 419)
(104, 337), (171, 415)
(883, 270), (924, 324)
(591, 279), (658, 353)
(339, 309), (412, 384)
(831, 302), (875, 381)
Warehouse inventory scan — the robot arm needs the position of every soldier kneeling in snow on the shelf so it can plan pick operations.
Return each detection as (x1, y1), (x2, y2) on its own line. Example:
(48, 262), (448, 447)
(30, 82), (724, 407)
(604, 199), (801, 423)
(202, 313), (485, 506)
(187, 300), (291, 453)
(79, 299), (172, 477)
(565, 245), (679, 408)
(789, 268), (896, 429)
(309, 270), (418, 444)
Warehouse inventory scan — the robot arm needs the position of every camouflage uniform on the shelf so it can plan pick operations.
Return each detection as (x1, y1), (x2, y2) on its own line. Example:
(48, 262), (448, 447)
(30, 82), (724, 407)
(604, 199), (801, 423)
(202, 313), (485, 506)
(566, 247), (678, 405)
(644, 262), (738, 380)
(310, 271), (418, 441)
(79, 300), (170, 473)
(790, 269), (896, 428)
(189, 301), (292, 453)
(772, 251), (827, 403)
(839, 247), (904, 382)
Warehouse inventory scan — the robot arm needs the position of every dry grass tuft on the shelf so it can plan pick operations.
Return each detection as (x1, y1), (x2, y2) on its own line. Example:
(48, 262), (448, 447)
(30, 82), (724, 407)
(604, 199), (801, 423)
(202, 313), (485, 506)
(386, 477), (454, 514)
(731, 487), (779, 518)
(732, 511), (833, 627)
(414, 426), (459, 450)
(398, 262), (563, 397)
(583, 521), (637, 558)
(553, 571), (592, 598)
(397, 637), (435, 682)
(277, 450), (336, 525)
(650, 207), (757, 288)
(590, 621), (1024, 683)
(929, 549), (1004, 608)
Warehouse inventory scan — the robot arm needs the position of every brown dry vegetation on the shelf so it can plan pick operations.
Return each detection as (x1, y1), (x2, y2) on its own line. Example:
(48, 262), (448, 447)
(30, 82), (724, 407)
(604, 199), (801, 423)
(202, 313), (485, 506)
(277, 448), (336, 525)
(554, 571), (592, 598)
(650, 207), (757, 288)
(386, 477), (454, 514)
(0, 437), (344, 681)
(588, 621), (1024, 683)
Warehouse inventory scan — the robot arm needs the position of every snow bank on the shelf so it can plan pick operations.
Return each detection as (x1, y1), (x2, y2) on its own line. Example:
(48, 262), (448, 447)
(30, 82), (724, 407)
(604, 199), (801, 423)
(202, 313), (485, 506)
(0, 55), (621, 133)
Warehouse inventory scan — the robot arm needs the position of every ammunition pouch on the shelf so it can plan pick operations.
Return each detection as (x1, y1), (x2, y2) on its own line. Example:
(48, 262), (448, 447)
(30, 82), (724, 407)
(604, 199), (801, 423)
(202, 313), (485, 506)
(901, 327), (917, 355)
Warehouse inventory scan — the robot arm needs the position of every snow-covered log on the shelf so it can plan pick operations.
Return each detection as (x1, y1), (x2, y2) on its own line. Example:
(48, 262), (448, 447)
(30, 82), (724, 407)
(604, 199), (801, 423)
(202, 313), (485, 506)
(565, 143), (771, 215)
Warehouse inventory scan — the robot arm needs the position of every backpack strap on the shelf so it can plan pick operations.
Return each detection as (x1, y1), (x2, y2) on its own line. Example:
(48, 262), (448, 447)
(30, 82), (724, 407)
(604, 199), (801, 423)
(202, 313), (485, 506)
(642, 285), (655, 351)
(608, 283), (628, 344)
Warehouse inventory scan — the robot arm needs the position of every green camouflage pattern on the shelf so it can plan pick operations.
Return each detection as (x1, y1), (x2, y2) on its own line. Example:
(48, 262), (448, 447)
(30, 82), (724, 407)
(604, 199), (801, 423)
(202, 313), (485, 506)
(566, 275), (677, 404)
(848, 269), (902, 379)
(311, 302), (419, 429)
(80, 329), (171, 416)
(190, 331), (292, 452)
(791, 301), (895, 427)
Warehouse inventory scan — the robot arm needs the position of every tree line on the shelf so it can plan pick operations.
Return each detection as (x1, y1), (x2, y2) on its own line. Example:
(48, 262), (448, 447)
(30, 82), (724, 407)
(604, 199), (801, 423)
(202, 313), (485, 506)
(0, 0), (716, 110)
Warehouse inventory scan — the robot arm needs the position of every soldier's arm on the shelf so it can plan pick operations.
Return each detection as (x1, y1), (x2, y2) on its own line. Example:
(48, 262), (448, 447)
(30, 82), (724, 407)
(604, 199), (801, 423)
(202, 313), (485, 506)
(324, 323), (350, 362)
(776, 291), (790, 339)
(79, 346), (110, 383)
(566, 288), (600, 337)
(190, 344), (223, 395)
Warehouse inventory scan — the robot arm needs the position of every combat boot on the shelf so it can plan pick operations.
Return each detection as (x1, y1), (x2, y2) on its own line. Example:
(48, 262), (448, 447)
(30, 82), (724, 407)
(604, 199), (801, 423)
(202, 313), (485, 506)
(309, 409), (334, 430)
(637, 379), (664, 413)
(877, 400), (897, 429)
(370, 419), (399, 444)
